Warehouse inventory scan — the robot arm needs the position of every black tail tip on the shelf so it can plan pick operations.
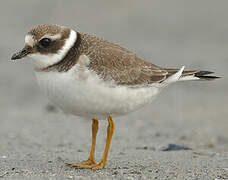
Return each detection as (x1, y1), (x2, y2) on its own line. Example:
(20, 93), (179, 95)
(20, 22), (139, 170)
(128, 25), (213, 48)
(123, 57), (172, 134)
(195, 71), (221, 80)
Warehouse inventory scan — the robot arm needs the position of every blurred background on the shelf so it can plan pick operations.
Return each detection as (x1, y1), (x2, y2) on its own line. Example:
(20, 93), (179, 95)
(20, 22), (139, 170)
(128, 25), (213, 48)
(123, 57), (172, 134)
(0, 0), (228, 178)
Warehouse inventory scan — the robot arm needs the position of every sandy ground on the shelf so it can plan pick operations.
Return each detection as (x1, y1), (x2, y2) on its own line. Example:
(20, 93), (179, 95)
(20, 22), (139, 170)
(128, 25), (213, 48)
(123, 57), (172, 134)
(0, 0), (228, 179)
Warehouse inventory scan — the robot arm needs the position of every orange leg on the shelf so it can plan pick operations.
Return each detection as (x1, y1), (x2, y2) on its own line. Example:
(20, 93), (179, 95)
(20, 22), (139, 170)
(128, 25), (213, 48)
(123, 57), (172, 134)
(87, 118), (99, 164)
(92, 116), (115, 170)
(66, 116), (115, 170)
(66, 119), (99, 168)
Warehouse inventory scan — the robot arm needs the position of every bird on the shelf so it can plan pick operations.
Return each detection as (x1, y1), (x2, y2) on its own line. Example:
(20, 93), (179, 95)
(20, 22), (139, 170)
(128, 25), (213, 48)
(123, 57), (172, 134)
(11, 24), (219, 170)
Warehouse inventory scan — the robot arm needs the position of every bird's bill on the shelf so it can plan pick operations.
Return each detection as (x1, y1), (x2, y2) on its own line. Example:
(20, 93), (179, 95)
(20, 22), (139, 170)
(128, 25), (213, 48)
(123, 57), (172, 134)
(11, 46), (30, 60)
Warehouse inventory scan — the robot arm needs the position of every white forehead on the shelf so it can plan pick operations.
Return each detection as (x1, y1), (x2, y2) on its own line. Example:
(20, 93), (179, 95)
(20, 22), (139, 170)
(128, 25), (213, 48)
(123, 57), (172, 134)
(25, 34), (35, 47)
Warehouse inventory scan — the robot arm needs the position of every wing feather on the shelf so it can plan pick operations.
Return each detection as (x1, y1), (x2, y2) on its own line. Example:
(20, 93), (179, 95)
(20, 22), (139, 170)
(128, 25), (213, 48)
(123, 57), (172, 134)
(85, 36), (167, 86)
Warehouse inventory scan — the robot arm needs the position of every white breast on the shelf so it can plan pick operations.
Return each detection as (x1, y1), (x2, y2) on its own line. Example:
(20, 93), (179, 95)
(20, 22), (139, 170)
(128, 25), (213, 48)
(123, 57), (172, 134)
(35, 62), (161, 120)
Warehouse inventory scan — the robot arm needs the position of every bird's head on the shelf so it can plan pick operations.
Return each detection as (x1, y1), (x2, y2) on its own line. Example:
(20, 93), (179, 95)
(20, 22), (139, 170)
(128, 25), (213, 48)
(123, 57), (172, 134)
(11, 24), (77, 69)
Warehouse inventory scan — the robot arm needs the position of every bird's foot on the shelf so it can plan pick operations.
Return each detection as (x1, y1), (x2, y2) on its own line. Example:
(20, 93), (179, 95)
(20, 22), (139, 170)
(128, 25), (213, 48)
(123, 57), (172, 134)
(66, 160), (106, 170)
(91, 162), (106, 170)
(66, 159), (96, 169)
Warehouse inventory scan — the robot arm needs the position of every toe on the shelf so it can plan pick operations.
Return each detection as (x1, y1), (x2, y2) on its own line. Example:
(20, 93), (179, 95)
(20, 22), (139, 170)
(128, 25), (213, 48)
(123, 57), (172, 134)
(66, 163), (93, 169)
(91, 162), (106, 170)
(65, 160), (98, 169)
(83, 159), (96, 165)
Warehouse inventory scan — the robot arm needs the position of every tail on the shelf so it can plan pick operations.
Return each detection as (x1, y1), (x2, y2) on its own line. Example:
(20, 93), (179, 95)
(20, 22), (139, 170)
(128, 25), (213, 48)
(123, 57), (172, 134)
(165, 68), (220, 81)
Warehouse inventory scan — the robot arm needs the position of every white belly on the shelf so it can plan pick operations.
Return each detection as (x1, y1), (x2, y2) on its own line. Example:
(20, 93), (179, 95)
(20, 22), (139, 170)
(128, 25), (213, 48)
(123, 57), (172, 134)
(35, 65), (161, 120)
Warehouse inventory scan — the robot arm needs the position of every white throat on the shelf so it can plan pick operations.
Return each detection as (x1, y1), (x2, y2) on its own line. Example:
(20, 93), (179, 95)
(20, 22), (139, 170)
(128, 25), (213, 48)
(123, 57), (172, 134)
(27, 30), (77, 69)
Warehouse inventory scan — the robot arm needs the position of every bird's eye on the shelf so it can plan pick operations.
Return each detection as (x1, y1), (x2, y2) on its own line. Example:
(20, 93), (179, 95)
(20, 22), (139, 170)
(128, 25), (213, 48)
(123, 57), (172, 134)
(39, 38), (51, 47)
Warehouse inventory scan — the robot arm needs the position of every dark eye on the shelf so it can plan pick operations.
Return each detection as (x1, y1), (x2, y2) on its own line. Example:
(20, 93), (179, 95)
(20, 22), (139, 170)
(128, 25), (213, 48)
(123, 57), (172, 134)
(39, 38), (51, 47)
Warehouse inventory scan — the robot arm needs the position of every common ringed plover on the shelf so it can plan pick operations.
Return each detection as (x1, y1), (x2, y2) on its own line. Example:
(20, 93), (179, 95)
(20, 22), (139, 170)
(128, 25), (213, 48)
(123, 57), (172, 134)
(11, 24), (219, 170)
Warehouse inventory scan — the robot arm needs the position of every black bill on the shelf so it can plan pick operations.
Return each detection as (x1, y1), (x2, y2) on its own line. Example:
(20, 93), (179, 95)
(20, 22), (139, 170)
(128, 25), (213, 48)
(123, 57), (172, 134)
(11, 47), (30, 60)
